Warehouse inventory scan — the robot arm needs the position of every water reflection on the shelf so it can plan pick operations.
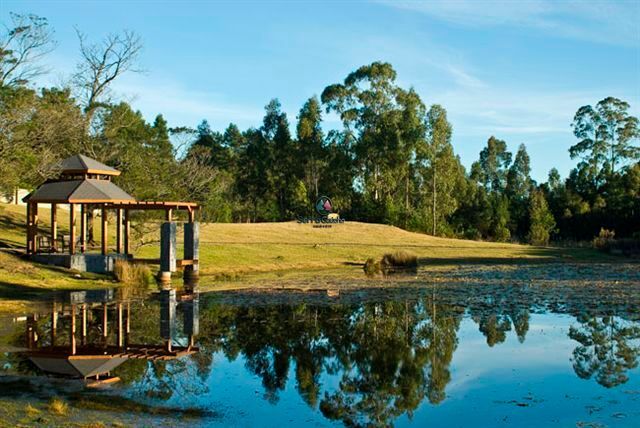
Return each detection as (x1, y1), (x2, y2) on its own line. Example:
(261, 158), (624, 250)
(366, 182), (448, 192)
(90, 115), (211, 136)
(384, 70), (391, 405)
(1, 282), (639, 426)
(6, 287), (200, 385)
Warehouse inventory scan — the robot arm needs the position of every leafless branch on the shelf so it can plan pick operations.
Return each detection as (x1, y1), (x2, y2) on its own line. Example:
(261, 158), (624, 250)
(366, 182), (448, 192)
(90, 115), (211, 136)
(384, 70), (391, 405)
(0, 13), (56, 87)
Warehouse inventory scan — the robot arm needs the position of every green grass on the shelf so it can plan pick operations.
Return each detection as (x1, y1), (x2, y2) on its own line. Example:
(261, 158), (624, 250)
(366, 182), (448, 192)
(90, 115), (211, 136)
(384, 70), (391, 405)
(0, 202), (623, 291)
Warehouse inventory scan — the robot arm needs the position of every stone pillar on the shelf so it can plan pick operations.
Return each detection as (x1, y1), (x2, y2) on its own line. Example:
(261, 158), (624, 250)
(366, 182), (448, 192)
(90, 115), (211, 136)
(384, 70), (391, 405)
(183, 292), (199, 346)
(183, 221), (199, 281)
(160, 222), (177, 285)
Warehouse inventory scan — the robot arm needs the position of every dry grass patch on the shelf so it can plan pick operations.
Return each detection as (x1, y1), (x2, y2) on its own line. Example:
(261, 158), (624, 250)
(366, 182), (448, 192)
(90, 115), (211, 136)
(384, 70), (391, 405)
(113, 260), (153, 285)
(48, 398), (68, 416)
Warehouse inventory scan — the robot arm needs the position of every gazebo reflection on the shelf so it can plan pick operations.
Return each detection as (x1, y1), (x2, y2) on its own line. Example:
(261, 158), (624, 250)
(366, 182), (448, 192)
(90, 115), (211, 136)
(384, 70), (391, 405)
(24, 287), (199, 381)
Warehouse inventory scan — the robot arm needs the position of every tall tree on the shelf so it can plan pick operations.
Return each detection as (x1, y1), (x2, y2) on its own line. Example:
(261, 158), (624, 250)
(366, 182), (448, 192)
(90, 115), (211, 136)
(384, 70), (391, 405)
(506, 143), (533, 238)
(527, 189), (556, 245)
(471, 136), (512, 193)
(297, 96), (326, 201)
(570, 97), (640, 192)
(419, 104), (461, 236)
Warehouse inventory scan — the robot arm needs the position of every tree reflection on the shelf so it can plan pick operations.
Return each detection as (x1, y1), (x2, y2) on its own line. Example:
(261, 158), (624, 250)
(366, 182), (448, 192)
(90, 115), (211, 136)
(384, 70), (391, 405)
(569, 315), (640, 388)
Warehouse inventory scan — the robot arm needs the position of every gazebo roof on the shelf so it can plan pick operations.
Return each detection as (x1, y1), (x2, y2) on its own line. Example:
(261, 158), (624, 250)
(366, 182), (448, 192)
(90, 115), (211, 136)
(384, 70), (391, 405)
(59, 154), (120, 176)
(29, 355), (128, 378)
(23, 179), (135, 203)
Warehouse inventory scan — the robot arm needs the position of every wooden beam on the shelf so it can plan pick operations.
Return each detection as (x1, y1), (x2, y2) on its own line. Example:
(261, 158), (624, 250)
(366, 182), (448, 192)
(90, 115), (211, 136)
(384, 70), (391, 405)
(81, 304), (87, 346)
(116, 209), (123, 253)
(71, 304), (77, 356)
(51, 302), (57, 347)
(101, 206), (108, 255)
(102, 303), (108, 338)
(117, 303), (124, 349)
(80, 204), (86, 253)
(26, 203), (31, 254)
(51, 203), (57, 252)
(69, 204), (76, 255)
(124, 209), (130, 255)
(32, 203), (38, 253)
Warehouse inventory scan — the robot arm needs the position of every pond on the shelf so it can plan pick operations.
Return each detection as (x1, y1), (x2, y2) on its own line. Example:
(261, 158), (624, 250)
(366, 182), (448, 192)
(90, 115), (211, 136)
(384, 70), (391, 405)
(1, 270), (639, 427)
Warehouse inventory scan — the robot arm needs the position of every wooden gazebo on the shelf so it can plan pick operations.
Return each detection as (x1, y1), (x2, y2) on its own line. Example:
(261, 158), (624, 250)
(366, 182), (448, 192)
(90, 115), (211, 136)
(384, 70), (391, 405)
(23, 155), (199, 275)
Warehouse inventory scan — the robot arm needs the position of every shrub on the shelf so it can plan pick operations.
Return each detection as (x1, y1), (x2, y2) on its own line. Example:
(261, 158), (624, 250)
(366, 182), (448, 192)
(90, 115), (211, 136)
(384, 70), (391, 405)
(592, 228), (615, 250)
(380, 251), (418, 268)
(113, 260), (153, 286)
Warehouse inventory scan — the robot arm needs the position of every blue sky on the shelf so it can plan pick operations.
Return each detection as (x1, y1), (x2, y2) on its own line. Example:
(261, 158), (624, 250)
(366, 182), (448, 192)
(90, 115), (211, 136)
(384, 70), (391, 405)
(2, 0), (639, 181)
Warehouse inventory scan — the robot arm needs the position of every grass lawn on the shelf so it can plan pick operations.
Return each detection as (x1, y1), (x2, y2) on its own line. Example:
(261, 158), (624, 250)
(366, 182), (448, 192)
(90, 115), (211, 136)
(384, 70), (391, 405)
(0, 201), (618, 287)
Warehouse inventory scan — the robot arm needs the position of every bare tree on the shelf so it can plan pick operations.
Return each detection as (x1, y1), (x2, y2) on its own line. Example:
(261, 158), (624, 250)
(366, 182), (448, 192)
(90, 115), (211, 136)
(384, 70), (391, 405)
(73, 29), (143, 117)
(0, 13), (56, 87)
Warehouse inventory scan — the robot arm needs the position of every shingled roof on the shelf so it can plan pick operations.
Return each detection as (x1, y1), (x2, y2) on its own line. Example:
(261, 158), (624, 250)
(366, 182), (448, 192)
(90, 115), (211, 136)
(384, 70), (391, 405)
(59, 154), (120, 176)
(23, 179), (135, 203)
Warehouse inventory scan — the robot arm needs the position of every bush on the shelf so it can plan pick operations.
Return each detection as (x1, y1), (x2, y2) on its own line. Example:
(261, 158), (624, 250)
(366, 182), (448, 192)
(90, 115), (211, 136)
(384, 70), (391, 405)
(113, 260), (153, 286)
(364, 251), (418, 277)
(592, 228), (615, 250)
(380, 251), (418, 268)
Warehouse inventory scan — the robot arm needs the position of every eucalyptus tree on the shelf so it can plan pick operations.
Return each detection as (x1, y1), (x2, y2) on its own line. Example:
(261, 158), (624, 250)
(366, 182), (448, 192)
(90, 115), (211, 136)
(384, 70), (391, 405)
(418, 104), (463, 235)
(506, 143), (533, 238)
(570, 97), (640, 194)
(297, 96), (326, 201)
(471, 136), (512, 193)
(321, 62), (427, 222)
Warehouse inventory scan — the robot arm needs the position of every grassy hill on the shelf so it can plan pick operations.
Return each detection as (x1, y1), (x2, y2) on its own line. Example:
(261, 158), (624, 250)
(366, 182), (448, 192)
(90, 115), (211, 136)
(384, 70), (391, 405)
(0, 202), (610, 287)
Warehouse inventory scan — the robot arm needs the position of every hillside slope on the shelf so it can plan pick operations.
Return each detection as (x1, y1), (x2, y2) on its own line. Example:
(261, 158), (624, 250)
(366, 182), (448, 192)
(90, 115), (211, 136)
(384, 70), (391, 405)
(1, 203), (605, 279)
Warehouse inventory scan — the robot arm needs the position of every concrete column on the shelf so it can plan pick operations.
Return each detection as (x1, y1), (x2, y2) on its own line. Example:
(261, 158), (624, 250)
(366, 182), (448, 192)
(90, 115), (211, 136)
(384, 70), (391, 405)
(183, 222), (199, 281)
(160, 289), (176, 352)
(160, 222), (177, 284)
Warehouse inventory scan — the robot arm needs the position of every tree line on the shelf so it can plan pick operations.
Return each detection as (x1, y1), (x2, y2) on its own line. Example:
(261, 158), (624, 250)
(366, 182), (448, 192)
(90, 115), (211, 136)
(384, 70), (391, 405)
(1, 14), (638, 244)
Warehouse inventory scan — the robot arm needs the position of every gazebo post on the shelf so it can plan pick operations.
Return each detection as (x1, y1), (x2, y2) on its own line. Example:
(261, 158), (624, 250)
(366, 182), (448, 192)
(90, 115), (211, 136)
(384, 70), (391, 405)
(70, 304), (77, 356)
(101, 206), (108, 255)
(32, 203), (39, 253)
(80, 204), (87, 253)
(51, 203), (57, 252)
(69, 203), (76, 255)
(124, 209), (130, 256)
(116, 208), (123, 253)
(26, 202), (32, 255)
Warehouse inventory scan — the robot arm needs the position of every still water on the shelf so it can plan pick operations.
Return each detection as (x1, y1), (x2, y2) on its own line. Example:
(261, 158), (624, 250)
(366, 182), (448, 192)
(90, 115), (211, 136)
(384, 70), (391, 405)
(1, 279), (639, 427)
